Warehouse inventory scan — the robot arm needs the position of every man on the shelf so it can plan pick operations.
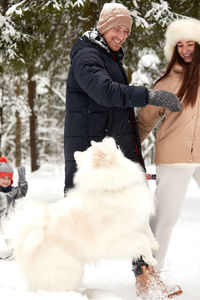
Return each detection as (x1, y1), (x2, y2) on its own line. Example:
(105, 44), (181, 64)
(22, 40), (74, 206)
(64, 3), (181, 298)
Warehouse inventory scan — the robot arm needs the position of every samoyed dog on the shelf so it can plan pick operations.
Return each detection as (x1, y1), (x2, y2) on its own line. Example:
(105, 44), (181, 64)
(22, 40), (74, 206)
(13, 137), (158, 292)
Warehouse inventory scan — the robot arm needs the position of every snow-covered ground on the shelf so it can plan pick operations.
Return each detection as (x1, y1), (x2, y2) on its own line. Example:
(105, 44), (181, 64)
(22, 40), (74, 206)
(0, 163), (199, 300)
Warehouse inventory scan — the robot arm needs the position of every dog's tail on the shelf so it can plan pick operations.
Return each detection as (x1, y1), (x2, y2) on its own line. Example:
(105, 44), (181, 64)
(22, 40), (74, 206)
(4, 200), (49, 261)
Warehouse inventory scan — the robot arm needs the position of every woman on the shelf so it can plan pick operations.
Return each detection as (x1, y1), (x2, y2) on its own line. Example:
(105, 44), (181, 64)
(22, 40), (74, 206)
(136, 17), (200, 293)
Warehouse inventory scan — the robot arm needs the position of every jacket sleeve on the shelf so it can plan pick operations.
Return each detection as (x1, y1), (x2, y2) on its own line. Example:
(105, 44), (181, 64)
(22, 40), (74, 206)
(0, 190), (17, 217)
(73, 47), (149, 108)
(14, 166), (28, 199)
(13, 182), (28, 200)
(0, 192), (9, 217)
(136, 105), (165, 143)
(136, 81), (168, 142)
(8, 167), (28, 201)
(5, 181), (27, 201)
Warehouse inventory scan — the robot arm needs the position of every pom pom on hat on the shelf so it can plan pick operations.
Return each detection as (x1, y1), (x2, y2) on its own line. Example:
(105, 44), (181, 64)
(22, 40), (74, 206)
(164, 18), (200, 61)
(0, 157), (7, 163)
(97, 3), (132, 35)
(0, 156), (14, 185)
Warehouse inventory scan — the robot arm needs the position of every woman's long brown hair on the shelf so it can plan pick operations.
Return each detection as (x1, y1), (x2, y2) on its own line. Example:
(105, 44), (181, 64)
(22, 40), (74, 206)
(155, 43), (200, 107)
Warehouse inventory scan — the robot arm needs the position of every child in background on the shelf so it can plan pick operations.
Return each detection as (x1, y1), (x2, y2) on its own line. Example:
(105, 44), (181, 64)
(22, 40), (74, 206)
(0, 156), (28, 259)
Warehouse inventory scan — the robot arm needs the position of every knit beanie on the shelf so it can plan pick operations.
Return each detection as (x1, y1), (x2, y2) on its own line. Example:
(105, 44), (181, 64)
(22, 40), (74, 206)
(164, 18), (200, 61)
(97, 3), (132, 35)
(0, 157), (14, 185)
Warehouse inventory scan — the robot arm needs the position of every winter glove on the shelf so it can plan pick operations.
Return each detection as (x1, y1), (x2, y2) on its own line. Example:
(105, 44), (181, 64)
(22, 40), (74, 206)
(148, 89), (182, 112)
(17, 166), (26, 182)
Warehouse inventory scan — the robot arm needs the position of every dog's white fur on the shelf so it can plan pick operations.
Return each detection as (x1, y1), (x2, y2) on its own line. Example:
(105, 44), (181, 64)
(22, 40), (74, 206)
(13, 137), (158, 292)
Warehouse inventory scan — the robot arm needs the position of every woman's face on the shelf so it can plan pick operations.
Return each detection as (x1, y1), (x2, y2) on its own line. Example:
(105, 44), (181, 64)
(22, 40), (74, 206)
(177, 40), (195, 63)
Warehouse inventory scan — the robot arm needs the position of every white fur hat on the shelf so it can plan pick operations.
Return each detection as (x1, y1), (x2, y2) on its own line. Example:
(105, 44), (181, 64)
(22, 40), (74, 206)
(164, 18), (200, 61)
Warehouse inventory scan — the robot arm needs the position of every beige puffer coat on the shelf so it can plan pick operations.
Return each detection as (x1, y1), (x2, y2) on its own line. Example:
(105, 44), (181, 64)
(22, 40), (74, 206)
(136, 64), (200, 164)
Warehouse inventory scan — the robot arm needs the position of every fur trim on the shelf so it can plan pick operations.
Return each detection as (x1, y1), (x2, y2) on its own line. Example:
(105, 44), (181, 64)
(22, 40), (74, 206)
(164, 18), (200, 61)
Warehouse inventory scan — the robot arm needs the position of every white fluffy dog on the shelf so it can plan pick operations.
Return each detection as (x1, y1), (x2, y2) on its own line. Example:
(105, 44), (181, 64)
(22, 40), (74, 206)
(13, 137), (158, 292)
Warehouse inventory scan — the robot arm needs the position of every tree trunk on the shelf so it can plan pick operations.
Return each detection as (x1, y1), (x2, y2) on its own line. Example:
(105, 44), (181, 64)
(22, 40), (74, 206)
(15, 82), (21, 167)
(28, 66), (40, 171)
(0, 0), (9, 156)
(2, 0), (9, 14)
(0, 104), (2, 156)
(15, 111), (21, 166)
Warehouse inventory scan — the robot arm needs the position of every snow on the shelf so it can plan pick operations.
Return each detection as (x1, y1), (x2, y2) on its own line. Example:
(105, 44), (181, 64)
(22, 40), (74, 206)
(131, 52), (160, 87)
(72, 1), (86, 8)
(0, 163), (200, 300)
(5, 0), (26, 16)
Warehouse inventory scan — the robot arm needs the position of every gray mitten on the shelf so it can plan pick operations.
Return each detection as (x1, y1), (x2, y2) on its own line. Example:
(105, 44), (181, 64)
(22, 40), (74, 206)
(148, 89), (182, 112)
(17, 166), (26, 182)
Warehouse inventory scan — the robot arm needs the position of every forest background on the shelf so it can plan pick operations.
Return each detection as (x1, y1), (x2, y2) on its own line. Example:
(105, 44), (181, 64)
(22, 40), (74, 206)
(1, 0), (200, 172)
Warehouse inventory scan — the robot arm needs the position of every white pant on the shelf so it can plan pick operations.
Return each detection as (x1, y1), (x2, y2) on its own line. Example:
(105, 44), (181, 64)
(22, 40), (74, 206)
(150, 165), (200, 270)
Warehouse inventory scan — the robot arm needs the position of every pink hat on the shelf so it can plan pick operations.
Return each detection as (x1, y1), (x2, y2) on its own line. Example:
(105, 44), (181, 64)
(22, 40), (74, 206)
(97, 3), (132, 35)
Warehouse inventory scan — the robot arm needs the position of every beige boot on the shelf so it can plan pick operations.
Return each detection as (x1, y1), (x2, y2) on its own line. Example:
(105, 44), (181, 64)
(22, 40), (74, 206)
(135, 265), (182, 299)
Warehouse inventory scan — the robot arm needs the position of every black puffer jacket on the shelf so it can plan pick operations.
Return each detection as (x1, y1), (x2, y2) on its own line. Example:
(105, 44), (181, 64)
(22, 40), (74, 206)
(64, 29), (149, 191)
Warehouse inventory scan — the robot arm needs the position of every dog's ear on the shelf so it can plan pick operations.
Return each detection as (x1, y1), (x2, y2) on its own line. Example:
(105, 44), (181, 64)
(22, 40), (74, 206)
(91, 140), (97, 146)
(74, 151), (83, 165)
(103, 137), (116, 148)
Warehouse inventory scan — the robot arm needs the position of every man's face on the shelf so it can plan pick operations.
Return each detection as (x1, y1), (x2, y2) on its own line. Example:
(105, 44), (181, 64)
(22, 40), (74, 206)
(103, 25), (129, 51)
(0, 176), (11, 188)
